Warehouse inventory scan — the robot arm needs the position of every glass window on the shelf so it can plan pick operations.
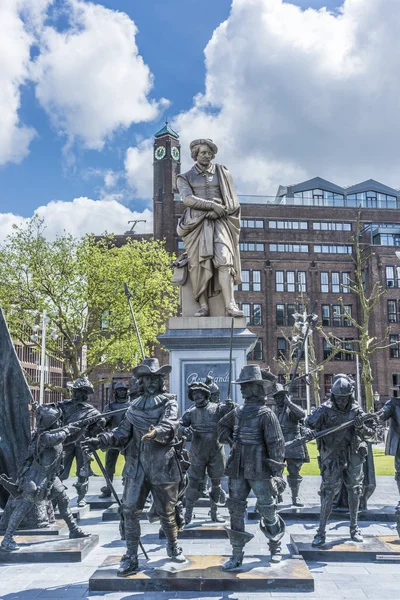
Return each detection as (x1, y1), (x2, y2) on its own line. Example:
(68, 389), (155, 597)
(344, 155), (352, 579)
(277, 338), (287, 359)
(253, 304), (262, 326)
(298, 271), (307, 292)
(276, 304), (285, 326)
(269, 220), (277, 228)
(253, 340), (263, 361)
(332, 272), (340, 293)
(321, 272), (329, 293)
(275, 271), (284, 292)
(322, 305), (330, 326)
(241, 219), (264, 228)
(241, 270), (250, 291)
(388, 300), (397, 323)
(240, 243), (265, 251)
(287, 304), (296, 326)
(253, 271), (261, 291)
(242, 303), (250, 325)
(287, 271), (295, 292)
(332, 305), (341, 327)
(323, 339), (332, 360)
(342, 272), (351, 293)
(177, 240), (185, 250)
(390, 335), (400, 359)
(343, 305), (352, 327)
(386, 266), (395, 288)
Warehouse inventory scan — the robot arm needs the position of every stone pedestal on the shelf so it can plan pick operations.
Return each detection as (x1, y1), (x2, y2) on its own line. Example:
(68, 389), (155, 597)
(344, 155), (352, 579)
(158, 317), (257, 412)
(89, 554), (314, 592)
(0, 534), (99, 563)
(290, 534), (400, 562)
(159, 525), (227, 539)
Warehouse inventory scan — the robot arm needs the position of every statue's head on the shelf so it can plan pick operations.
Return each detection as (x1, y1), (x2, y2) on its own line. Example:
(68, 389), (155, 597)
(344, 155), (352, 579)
(132, 358), (171, 396)
(234, 365), (270, 403)
(114, 380), (129, 403)
(273, 384), (286, 409)
(331, 374), (355, 412)
(190, 138), (218, 168)
(69, 376), (94, 401)
(36, 403), (62, 430)
(188, 381), (211, 407)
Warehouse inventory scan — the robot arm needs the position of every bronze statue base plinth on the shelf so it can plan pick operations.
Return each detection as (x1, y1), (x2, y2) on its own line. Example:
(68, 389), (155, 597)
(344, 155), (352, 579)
(0, 519), (68, 537)
(159, 525), (227, 539)
(85, 495), (117, 510)
(102, 506), (149, 522)
(291, 534), (400, 562)
(248, 505), (398, 523)
(89, 554), (314, 592)
(0, 534), (98, 562)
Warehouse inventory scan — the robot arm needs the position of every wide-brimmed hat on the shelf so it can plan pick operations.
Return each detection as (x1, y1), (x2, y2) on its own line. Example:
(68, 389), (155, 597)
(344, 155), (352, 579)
(132, 357), (172, 378)
(272, 383), (286, 396)
(68, 376), (94, 395)
(190, 138), (218, 155)
(233, 365), (271, 388)
(188, 381), (211, 401)
(114, 380), (129, 390)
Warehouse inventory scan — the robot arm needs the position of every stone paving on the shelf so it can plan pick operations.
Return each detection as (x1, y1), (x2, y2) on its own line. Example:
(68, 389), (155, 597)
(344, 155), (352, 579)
(1, 475), (399, 600)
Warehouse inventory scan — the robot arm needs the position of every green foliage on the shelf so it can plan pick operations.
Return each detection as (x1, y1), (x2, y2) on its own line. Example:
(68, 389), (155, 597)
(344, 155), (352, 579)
(0, 216), (179, 392)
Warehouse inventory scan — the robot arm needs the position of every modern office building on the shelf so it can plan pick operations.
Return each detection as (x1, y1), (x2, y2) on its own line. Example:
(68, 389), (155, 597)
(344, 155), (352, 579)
(153, 124), (400, 407)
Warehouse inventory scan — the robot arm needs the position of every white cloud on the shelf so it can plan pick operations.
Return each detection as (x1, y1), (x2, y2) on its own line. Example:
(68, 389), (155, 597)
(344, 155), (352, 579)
(125, 0), (400, 196)
(32, 0), (167, 150)
(0, 198), (153, 242)
(0, 0), (42, 166)
(125, 139), (154, 199)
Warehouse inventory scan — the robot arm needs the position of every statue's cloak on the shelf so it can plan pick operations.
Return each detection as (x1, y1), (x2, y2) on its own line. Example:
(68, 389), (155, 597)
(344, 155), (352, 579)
(0, 308), (31, 508)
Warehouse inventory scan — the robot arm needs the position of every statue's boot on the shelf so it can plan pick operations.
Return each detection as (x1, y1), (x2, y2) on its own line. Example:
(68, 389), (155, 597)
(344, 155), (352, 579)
(218, 268), (244, 318)
(194, 304), (209, 317)
(184, 503), (194, 525)
(175, 501), (185, 530)
(209, 481), (226, 522)
(99, 486), (112, 498)
(210, 500), (225, 523)
(287, 476), (304, 507)
(312, 491), (333, 547)
(57, 492), (89, 539)
(1, 498), (32, 552)
(118, 513), (141, 577)
(162, 519), (186, 562)
(199, 478), (208, 498)
(73, 477), (89, 507)
(222, 528), (254, 571)
(258, 505), (285, 563)
(348, 490), (363, 542)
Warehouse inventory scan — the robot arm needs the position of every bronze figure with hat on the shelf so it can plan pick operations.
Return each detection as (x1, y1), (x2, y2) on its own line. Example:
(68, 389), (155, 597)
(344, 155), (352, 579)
(84, 357), (186, 577)
(218, 364), (286, 570)
(180, 380), (233, 525)
(176, 138), (243, 318)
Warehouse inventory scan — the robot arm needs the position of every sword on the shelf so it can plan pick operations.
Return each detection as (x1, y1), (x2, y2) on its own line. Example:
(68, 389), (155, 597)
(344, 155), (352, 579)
(91, 449), (148, 560)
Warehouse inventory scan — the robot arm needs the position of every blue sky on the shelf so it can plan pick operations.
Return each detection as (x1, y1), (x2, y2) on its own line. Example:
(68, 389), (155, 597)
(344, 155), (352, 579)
(1, 0), (398, 238)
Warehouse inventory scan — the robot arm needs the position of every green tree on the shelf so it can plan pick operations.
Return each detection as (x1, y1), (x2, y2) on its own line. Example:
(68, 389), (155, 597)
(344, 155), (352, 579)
(0, 216), (179, 394)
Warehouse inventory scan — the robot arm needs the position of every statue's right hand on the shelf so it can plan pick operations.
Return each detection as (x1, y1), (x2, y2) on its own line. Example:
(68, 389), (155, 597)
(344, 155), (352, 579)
(213, 203), (226, 217)
(81, 438), (101, 454)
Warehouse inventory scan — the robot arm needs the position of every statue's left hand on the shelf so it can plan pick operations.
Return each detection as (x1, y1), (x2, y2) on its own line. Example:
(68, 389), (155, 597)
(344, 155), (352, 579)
(142, 426), (157, 441)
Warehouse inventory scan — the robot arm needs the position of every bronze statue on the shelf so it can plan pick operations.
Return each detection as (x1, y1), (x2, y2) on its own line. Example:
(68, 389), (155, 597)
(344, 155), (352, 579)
(0, 404), (89, 551)
(180, 381), (231, 525)
(305, 374), (376, 546)
(177, 139), (243, 318)
(273, 384), (308, 506)
(218, 365), (286, 570)
(99, 380), (130, 498)
(380, 394), (400, 505)
(84, 358), (185, 577)
(58, 376), (104, 506)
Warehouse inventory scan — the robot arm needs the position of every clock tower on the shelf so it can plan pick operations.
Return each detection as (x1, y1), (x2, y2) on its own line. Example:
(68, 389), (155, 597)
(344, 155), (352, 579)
(153, 121), (181, 252)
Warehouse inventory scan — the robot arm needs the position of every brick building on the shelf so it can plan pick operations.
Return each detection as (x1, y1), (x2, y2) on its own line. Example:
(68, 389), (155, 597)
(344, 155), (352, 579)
(152, 124), (400, 407)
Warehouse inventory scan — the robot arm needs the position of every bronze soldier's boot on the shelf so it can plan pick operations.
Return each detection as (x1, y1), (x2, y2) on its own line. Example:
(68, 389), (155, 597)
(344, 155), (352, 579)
(348, 489), (363, 543)
(99, 486), (111, 498)
(162, 517), (186, 562)
(199, 477), (208, 498)
(258, 505), (285, 563)
(287, 476), (304, 507)
(312, 489), (334, 547)
(118, 513), (140, 577)
(184, 503), (194, 525)
(1, 498), (32, 552)
(222, 528), (254, 571)
(209, 481), (225, 523)
(210, 500), (225, 523)
(73, 476), (89, 507)
(57, 492), (89, 539)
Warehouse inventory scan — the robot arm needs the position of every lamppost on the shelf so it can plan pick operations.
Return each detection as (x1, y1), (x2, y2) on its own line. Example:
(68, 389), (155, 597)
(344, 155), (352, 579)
(30, 310), (58, 405)
(292, 311), (318, 415)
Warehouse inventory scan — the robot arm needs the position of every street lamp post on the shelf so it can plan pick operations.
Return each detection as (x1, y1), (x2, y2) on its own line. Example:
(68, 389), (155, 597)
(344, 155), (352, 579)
(30, 310), (58, 405)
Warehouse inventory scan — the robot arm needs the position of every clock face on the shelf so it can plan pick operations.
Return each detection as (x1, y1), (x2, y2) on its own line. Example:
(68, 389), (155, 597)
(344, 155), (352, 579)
(171, 146), (180, 161)
(155, 145), (166, 160)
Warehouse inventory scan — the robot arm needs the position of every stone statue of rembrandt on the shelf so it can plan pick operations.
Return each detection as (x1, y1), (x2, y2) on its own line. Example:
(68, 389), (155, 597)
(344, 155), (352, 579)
(177, 139), (243, 318)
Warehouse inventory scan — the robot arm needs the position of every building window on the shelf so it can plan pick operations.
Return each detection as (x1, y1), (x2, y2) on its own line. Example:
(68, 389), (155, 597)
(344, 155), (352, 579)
(240, 242), (265, 251)
(277, 337), (287, 359)
(388, 300), (398, 323)
(386, 266), (400, 288)
(313, 222), (352, 231)
(314, 244), (353, 254)
(276, 304), (285, 326)
(270, 243), (309, 253)
(332, 305), (342, 327)
(101, 310), (110, 330)
(276, 303), (297, 326)
(322, 305), (330, 326)
(323, 339), (332, 360)
(334, 338), (354, 361)
(320, 271), (351, 293)
(275, 270), (307, 292)
(343, 305), (352, 326)
(241, 219), (264, 228)
(269, 220), (307, 230)
(240, 303), (262, 326)
(324, 374), (333, 400)
(390, 335), (400, 359)
(177, 240), (185, 250)
(238, 270), (261, 292)
(248, 339), (263, 361)
(392, 373), (400, 397)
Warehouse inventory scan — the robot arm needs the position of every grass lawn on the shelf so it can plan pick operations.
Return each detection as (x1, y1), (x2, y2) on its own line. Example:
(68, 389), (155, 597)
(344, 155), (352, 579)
(74, 443), (395, 478)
